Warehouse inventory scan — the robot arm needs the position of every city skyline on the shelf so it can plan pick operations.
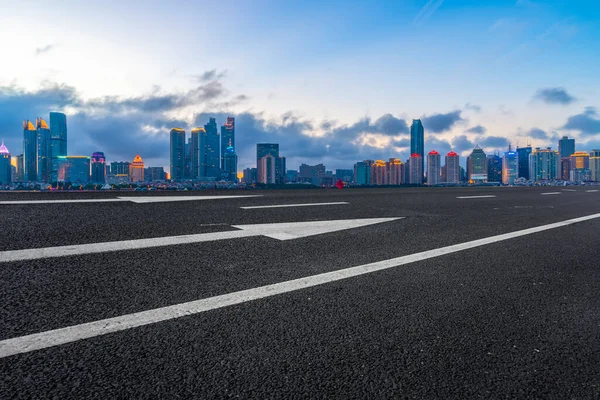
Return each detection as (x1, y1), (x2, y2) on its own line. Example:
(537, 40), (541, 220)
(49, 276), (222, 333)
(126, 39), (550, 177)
(0, 1), (599, 172)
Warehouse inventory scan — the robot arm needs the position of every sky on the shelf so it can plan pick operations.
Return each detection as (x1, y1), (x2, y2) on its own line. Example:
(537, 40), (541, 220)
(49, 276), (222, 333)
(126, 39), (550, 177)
(0, 0), (599, 172)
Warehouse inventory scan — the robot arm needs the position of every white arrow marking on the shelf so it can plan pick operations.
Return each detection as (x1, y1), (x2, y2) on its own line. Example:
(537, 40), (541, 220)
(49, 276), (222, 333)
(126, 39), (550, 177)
(0, 218), (401, 263)
(0, 195), (262, 205)
(240, 202), (349, 210)
(1, 212), (599, 358)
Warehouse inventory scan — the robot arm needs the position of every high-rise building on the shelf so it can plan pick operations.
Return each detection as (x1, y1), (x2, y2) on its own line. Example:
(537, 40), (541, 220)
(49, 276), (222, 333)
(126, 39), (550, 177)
(467, 146), (487, 183)
(409, 154), (423, 184)
(590, 150), (600, 182)
(410, 120), (424, 183)
(386, 158), (404, 185)
(560, 157), (571, 180)
(23, 120), (37, 181)
(0, 141), (11, 184)
(299, 163), (326, 183)
(445, 151), (460, 183)
(502, 147), (518, 185)
(353, 161), (371, 185)
(571, 168), (591, 183)
(516, 145), (532, 180)
(558, 136), (575, 159)
(91, 152), (106, 183)
(202, 118), (220, 178)
(223, 144), (238, 182)
(276, 156), (286, 184)
(110, 161), (130, 175)
(50, 112), (67, 182)
(184, 138), (192, 179)
(170, 128), (186, 181)
(55, 156), (91, 183)
(242, 168), (257, 184)
(372, 160), (387, 185)
(130, 155), (145, 182)
(146, 167), (166, 182)
(427, 150), (441, 185)
(258, 154), (276, 184)
(530, 148), (560, 181)
(36, 118), (52, 183)
(570, 151), (590, 170)
(190, 127), (204, 179)
(221, 117), (235, 170)
(11, 154), (23, 183)
(336, 169), (354, 183)
(257, 143), (279, 165)
(487, 154), (502, 183)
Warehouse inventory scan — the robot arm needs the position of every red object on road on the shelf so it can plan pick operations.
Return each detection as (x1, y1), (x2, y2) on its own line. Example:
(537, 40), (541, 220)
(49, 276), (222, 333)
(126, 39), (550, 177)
(336, 179), (345, 189)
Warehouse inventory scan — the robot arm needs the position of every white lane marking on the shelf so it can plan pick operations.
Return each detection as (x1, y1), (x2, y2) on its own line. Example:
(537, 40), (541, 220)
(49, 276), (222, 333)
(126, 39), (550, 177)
(1, 212), (599, 358)
(0, 218), (401, 263)
(240, 202), (349, 210)
(0, 195), (263, 205)
(541, 192), (561, 195)
(562, 189), (576, 192)
(456, 195), (497, 199)
(586, 190), (599, 193)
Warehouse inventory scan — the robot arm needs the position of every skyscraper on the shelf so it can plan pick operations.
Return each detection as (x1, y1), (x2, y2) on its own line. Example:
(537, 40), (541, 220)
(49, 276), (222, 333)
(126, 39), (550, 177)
(558, 136), (575, 159)
(223, 144), (238, 182)
(55, 156), (91, 183)
(502, 147), (518, 185)
(590, 150), (600, 182)
(516, 145), (531, 180)
(36, 118), (52, 182)
(410, 120), (424, 183)
(445, 151), (460, 183)
(487, 154), (502, 183)
(91, 152), (106, 183)
(130, 155), (145, 182)
(570, 151), (591, 182)
(23, 120), (37, 182)
(0, 141), (11, 184)
(221, 117), (235, 170)
(530, 148), (560, 181)
(561, 158), (571, 181)
(170, 128), (186, 181)
(409, 154), (423, 184)
(373, 160), (387, 185)
(202, 118), (220, 178)
(258, 154), (276, 184)
(353, 161), (371, 185)
(190, 127), (204, 179)
(426, 150), (441, 185)
(467, 146), (487, 183)
(256, 143), (279, 165)
(386, 158), (404, 185)
(50, 112), (67, 182)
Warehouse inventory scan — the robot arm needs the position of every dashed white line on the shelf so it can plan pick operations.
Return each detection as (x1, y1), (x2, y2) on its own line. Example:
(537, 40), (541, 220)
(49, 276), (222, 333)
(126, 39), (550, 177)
(561, 189), (576, 192)
(2, 212), (600, 358)
(541, 192), (561, 195)
(586, 190), (599, 193)
(241, 202), (349, 209)
(456, 195), (497, 199)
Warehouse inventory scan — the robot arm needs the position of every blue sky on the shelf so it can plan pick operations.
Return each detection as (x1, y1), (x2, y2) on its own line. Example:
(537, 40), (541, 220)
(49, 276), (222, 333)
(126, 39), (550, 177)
(0, 0), (599, 171)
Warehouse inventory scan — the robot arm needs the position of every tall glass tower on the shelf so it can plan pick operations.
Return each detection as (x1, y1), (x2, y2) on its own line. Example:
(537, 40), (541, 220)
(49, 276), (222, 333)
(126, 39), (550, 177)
(23, 120), (38, 182)
(170, 128), (186, 181)
(0, 141), (11, 184)
(558, 136), (575, 159)
(190, 127), (204, 179)
(91, 152), (106, 183)
(37, 118), (52, 183)
(410, 119), (424, 183)
(50, 112), (67, 182)
(516, 145), (531, 179)
(221, 117), (235, 170)
(202, 118), (220, 178)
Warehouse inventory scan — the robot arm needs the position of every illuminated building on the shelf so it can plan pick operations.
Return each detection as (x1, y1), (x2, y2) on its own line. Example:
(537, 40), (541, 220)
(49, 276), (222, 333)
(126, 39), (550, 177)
(570, 168), (591, 183)
(353, 161), (371, 185)
(590, 150), (600, 182)
(467, 146), (487, 183)
(170, 128), (186, 181)
(55, 156), (91, 183)
(487, 154), (502, 183)
(258, 154), (276, 184)
(410, 120), (424, 183)
(36, 118), (52, 182)
(130, 154), (145, 182)
(409, 154), (423, 184)
(558, 136), (575, 159)
(23, 120), (37, 181)
(11, 155), (23, 182)
(445, 151), (460, 183)
(190, 127), (204, 179)
(0, 140), (11, 184)
(570, 152), (590, 170)
(223, 144), (238, 182)
(243, 168), (257, 184)
(560, 157), (571, 180)
(530, 148), (559, 181)
(221, 117), (235, 170)
(91, 152), (106, 183)
(202, 118), (220, 178)
(427, 150), (441, 185)
(257, 143), (279, 165)
(50, 112), (67, 182)
(502, 147), (518, 185)
(373, 160), (387, 185)
(516, 145), (531, 179)
(386, 158), (404, 185)
(110, 161), (130, 176)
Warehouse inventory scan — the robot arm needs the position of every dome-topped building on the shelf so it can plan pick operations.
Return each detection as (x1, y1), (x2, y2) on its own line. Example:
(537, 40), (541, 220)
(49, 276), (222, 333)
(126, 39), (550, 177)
(130, 154), (145, 182)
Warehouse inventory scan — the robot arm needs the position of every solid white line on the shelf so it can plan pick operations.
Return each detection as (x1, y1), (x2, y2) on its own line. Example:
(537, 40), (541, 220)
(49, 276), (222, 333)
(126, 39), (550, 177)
(541, 192), (561, 195)
(0, 195), (263, 205)
(456, 195), (497, 199)
(0, 199), (128, 205)
(1, 212), (600, 358)
(586, 190), (599, 193)
(240, 202), (349, 209)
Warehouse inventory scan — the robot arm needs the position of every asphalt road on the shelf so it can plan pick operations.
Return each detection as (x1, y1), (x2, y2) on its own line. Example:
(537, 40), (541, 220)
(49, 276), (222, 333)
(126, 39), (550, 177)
(1, 187), (599, 399)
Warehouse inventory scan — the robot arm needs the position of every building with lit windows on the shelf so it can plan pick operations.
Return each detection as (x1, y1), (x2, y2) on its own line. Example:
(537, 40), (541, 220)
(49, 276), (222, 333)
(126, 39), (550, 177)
(570, 152), (590, 170)
(502, 147), (518, 185)
(23, 120), (37, 182)
(130, 155), (145, 182)
(221, 117), (235, 171)
(386, 158), (404, 185)
(558, 136), (575, 159)
(223, 144), (238, 182)
(190, 127), (203, 179)
(427, 151), (441, 185)
(0, 141), (11, 184)
(202, 118), (220, 178)
(50, 112), (67, 182)
(410, 120), (424, 183)
(445, 151), (460, 183)
(110, 162), (130, 176)
(590, 150), (600, 182)
(36, 118), (52, 183)
(11, 155), (23, 182)
(561, 157), (571, 180)
(409, 154), (423, 184)
(372, 160), (387, 185)
(258, 154), (276, 184)
(467, 146), (487, 183)
(55, 156), (91, 183)
(146, 167), (166, 182)
(530, 148), (560, 181)
(516, 145), (531, 179)
(487, 154), (502, 183)
(91, 152), (106, 183)
(170, 128), (186, 181)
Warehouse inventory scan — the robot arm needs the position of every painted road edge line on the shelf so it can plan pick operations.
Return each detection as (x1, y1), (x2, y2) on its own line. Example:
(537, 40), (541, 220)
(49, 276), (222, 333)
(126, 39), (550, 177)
(1, 212), (600, 358)
(241, 202), (350, 209)
(0, 195), (264, 205)
(456, 195), (497, 199)
(541, 192), (561, 195)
